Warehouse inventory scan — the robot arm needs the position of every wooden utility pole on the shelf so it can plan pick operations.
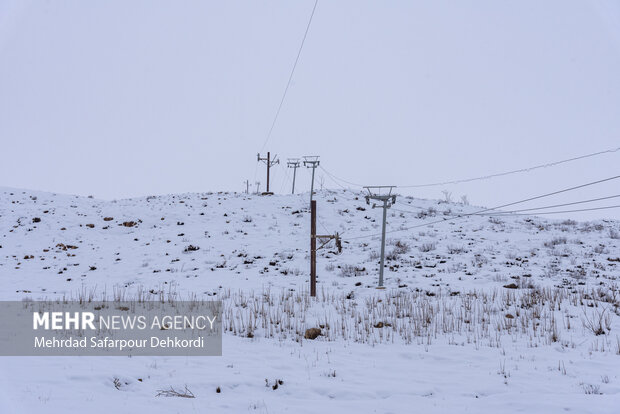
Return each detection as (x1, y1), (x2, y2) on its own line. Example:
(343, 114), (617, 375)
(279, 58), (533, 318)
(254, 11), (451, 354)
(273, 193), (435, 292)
(257, 152), (279, 194)
(244, 180), (249, 194)
(310, 199), (317, 297)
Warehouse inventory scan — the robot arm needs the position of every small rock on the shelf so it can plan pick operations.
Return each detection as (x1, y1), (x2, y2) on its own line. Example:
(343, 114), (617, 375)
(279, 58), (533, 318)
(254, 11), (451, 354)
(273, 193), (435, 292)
(304, 328), (321, 340)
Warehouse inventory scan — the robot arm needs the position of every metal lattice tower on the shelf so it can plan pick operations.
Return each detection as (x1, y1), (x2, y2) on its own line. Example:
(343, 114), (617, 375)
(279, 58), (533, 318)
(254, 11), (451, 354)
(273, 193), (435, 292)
(364, 186), (397, 288)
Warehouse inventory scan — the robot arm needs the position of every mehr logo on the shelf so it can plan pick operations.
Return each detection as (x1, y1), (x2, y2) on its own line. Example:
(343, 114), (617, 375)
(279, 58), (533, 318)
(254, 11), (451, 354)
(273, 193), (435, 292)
(33, 312), (96, 330)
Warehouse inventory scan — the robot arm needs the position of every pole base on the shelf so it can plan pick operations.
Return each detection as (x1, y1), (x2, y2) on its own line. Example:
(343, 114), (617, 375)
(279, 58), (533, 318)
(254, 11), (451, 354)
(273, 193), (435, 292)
(261, 192), (274, 196)
(376, 286), (386, 290)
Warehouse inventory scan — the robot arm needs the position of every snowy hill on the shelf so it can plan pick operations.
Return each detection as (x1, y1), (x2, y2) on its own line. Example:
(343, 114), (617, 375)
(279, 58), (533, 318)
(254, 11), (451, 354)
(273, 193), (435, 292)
(1, 187), (619, 413)
(2, 187), (619, 296)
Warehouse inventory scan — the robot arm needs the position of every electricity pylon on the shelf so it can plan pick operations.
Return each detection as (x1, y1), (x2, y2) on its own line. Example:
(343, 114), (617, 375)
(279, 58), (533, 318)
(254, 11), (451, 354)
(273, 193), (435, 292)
(364, 186), (396, 288)
(257, 152), (279, 194)
(287, 159), (301, 194)
(303, 155), (320, 207)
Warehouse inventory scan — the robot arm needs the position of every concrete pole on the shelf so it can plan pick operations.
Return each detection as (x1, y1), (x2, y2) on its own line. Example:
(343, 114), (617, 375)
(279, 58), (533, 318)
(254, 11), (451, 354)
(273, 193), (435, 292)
(266, 152), (270, 193)
(310, 200), (317, 297)
(379, 199), (388, 287)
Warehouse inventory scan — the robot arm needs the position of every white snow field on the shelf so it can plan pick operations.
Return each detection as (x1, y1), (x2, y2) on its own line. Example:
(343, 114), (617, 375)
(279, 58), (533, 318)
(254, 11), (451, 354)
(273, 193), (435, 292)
(1, 187), (619, 413)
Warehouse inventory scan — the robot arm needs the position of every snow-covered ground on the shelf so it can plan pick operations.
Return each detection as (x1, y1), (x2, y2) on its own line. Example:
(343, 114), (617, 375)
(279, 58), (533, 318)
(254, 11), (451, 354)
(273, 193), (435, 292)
(1, 187), (619, 413)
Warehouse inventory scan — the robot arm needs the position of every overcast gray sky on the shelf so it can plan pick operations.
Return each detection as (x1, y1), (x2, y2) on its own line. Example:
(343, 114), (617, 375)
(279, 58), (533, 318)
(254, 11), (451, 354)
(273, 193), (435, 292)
(1, 0), (619, 220)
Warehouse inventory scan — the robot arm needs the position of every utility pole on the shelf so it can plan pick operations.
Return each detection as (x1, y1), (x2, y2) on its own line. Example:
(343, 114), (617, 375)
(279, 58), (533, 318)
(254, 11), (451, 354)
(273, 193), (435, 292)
(257, 152), (279, 194)
(310, 199), (317, 297)
(309, 201), (342, 298)
(364, 186), (396, 288)
(303, 156), (320, 207)
(244, 180), (249, 194)
(255, 181), (260, 194)
(286, 159), (301, 194)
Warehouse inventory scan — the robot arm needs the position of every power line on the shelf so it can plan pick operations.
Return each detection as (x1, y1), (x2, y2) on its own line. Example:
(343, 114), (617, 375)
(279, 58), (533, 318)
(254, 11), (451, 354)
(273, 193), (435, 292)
(279, 163), (292, 193)
(321, 167), (351, 190)
(484, 204), (620, 216)
(259, 0), (319, 153)
(317, 218), (331, 234)
(319, 146), (620, 189)
(480, 194), (620, 215)
(345, 174), (620, 240)
(320, 165), (365, 188)
(400, 146), (620, 188)
(391, 194), (620, 217)
(320, 173), (363, 202)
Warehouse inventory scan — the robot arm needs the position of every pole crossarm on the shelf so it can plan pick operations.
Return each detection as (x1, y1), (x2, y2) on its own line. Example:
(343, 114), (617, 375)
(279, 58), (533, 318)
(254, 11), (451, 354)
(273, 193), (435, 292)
(364, 186), (397, 208)
(314, 233), (342, 253)
(257, 152), (279, 194)
(257, 152), (280, 167)
(287, 158), (301, 168)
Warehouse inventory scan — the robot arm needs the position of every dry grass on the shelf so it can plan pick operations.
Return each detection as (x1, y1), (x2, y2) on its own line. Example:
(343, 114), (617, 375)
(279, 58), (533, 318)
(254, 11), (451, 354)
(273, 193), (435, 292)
(64, 282), (619, 353)
(156, 385), (195, 398)
(220, 284), (619, 350)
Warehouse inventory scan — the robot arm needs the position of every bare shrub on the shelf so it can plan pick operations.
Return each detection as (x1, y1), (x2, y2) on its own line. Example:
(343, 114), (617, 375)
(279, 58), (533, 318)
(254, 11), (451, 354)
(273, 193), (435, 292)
(544, 237), (567, 248)
(582, 307), (612, 336)
(441, 190), (452, 203)
(387, 240), (411, 260)
(392, 240), (410, 255)
(472, 254), (488, 267)
(419, 243), (436, 253)
(447, 245), (466, 255)
(594, 245), (606, 254)
(582, 384), (601, 395)
(340, 265), (366, 277)
(417, 207), (437, 219)
(156, 386), (195, 398)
